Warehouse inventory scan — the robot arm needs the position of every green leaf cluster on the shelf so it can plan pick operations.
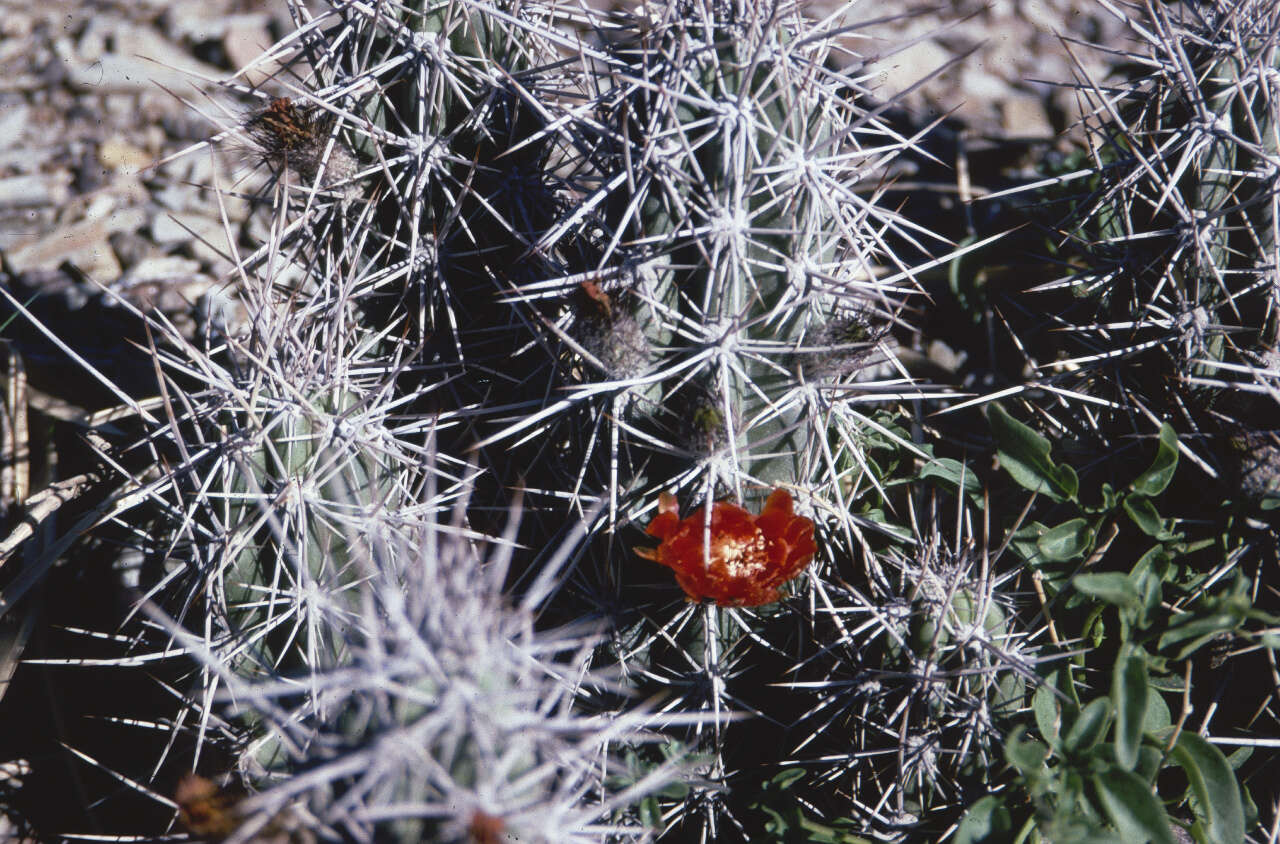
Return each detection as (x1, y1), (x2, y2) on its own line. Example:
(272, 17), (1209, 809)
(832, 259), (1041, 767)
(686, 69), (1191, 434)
(953, 407), (1274, 842)
(960, 647), (1247, 844)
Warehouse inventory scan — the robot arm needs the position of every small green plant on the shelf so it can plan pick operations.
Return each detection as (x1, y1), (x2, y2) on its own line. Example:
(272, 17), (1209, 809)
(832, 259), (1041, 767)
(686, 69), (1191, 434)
(959, 662), (1245, 844)
(953, 404), (1276, 842)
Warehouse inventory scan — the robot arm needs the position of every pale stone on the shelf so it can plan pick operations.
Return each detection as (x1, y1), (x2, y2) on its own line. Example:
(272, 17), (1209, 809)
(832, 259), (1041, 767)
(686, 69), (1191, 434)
(98, 136), (153, 174)
(1001, 92), (1056, 139)
(864, 38), (954, 101)
(0, 173), (69, 209)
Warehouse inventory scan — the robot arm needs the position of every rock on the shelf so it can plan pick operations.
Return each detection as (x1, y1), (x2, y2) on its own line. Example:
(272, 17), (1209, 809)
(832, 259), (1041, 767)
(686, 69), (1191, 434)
(67, 25), (223, 96)
(152, 182), (201, 212)
(150, 209), (214, 244)
(222, 17), (277, 85)
(150, 209), (231, 266)
(0, 172), (70, 209)
(76, 17), (110, 65)
(0, 102), (29, 150)
(98, 136), (153, 175)
(120, 255), (203, 285)
(10, 205), (146, 278)
(109, 230), (159, 270)
(10, 218), (121, 281)
(864, 38), (955, 102)
(1000, 92), (1055, 139)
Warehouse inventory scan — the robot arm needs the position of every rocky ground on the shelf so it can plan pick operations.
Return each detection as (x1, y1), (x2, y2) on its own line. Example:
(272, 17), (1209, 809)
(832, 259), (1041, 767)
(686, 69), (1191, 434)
(0, 0), (300, 274)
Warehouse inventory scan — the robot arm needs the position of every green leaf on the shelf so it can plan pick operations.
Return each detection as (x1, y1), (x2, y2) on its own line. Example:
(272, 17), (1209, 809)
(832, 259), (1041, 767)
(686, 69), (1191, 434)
(1169, 732), (1244, 844)
(1009, 521), (1052, 564)
(1134, 574), (1161, 627)
(1006, 729), (1049, 777)
(987, 404), (1079, 502)
(1037, 518), (1096, 562)
(1093, 768), (1177, 844)
(639, 795), (661, 828)
(1056, 663), (1084, 709)
(1074, 573), (1140, 609)
(1113, 648), (1148, 770)
(1131, 424), (1179, 497)
(1083, 604), (1108, 647)
(1034, 681), (1061, 748)
(955, 796), (1012, 844)
(1064, 697), (1112, 754)
(1158, 614), (1241, 658)
(996, 670), (1024, 714)
(1133, 544), (1174, 579)
(1226, 746), (1253, 771)
(768, 768), (805, 790)
(751, 770), (874, 842)
(919, 458), (982, 499)
(1148, 673), (1187, 694)
(857, 509), (913, 541)
(1135, 746), (1164, 784)
(1123, 494), (1166, 538)
(1143, 687), (1171, 734)
(1094, 481), (1120, 513)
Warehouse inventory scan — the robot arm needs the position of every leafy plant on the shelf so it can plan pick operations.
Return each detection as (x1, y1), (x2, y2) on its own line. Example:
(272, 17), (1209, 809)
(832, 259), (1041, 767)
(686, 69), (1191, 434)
(954, 403), (1275, 842)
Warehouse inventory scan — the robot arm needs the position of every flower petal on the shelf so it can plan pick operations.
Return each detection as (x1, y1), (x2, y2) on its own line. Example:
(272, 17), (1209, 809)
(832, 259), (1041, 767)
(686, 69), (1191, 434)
(636, 489), (816, 607)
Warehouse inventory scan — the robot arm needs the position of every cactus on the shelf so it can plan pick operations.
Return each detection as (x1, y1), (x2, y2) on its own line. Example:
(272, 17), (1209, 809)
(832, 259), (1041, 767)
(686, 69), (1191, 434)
(4, 150), (687, 839)
(751, 451), (1040, 838)
(196, 0), (959, 837)
(0, 1), (694, 838)
(215, 1), (955, 833)
(154, 480), (685, 843)
(0, 0), (971, 836)
(25, 0), (1280, 840)
(482, 0), (927, 505)
(507, 2), (955, 835)
(997, 0), (1280, 468)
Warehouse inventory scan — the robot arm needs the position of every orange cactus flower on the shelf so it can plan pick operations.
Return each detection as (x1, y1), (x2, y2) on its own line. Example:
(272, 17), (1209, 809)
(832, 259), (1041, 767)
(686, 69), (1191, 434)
(636, 489), (816, 607)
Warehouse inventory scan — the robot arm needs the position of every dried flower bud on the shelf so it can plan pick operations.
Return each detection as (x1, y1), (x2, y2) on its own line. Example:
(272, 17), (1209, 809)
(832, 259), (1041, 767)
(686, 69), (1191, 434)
(175, 773), (240, 841)
(245, 97), (359, 197)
